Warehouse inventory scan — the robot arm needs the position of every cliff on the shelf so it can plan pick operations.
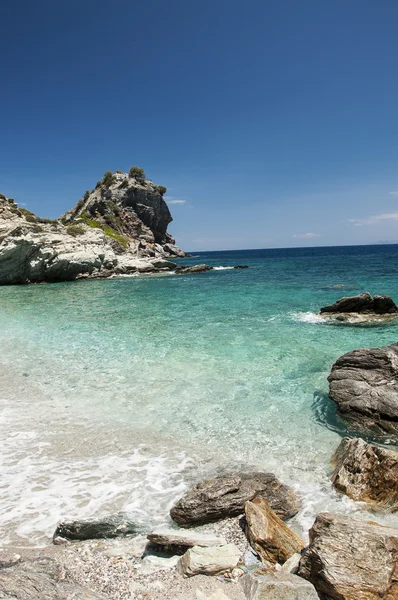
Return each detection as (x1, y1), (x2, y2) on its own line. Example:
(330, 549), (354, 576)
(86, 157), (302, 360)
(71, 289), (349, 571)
(0, 170), (185, 285)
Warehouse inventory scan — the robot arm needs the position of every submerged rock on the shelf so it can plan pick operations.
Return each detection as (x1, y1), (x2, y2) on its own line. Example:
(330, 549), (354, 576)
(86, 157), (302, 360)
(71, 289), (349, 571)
(175, 264), (213, 274)
(240, 570), (319, 600)
(298, 512), (398, 599)
(53, 513), (142, 541)
(177, 544), (241, 577)
(0, 557), (105, 600)
(244, 497), (305, 565)
(332, 437), (398, 509)
(327, 342), (398, 437)
(170, 472), (300, 527)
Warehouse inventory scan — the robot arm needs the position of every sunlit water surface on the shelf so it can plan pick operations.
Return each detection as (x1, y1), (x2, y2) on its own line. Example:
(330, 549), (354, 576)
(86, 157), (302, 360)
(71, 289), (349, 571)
(2, 245), (398, 546)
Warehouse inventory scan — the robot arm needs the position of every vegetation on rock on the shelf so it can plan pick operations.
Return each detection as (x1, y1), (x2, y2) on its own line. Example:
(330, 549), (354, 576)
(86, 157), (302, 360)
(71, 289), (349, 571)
(129, 166), (146, 182)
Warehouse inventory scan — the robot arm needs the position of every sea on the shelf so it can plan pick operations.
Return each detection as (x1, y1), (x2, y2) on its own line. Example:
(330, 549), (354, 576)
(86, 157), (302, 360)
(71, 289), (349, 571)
(2, 244), (398, 547)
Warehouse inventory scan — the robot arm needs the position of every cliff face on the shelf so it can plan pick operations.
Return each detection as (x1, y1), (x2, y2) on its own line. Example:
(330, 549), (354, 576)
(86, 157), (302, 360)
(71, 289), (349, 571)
(0, 173), (185, 285)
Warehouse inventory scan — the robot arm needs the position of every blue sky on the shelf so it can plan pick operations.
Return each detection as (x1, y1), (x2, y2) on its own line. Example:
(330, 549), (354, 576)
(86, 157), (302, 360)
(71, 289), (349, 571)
(1, 0), (398, 251)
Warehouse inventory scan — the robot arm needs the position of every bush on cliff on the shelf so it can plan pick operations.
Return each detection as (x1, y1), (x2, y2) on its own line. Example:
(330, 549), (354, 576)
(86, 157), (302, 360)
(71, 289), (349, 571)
(102, 171), (116, 188)
(66, 224), (85, 236)
(154, 185), (167, 196)
(129, 166), (146, 182)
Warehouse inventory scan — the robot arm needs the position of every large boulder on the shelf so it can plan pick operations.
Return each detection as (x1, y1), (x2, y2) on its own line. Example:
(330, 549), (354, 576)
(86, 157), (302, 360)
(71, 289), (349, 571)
(332, 437), (398, 509)
(320, 292), (398, 314)
(327, 342), (398, 437)
(240, 570), (319, 600)
(170, 472), (300, 527)
(0, 557), (105, 600)
(177, 544), (241, 577)
(244, 497), (305, 565)
(298, 513), (398, 599)
(53, 513), (142, 541)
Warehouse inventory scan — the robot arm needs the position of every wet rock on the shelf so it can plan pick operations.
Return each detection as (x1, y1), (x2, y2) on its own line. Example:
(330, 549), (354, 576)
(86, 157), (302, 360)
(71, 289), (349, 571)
(332, 437), (398, 509)
(170, 472), (300, 527)
(175, 264), (213, 274)
(298, 512), (398, 599)
(53, 513), (142, 541)
(240, 570), (319, 600)
(328, 342), (398, 437)
(177, 544), (241, 577)
(0, 557), (105, 599)
(147, 527), (227, 549)
(0, 551), (21, 569)
(151, 259), (177, 270)
(244, 497), (305, 565)
(320, 292), (398, 314)
(233, 265), (249, 269)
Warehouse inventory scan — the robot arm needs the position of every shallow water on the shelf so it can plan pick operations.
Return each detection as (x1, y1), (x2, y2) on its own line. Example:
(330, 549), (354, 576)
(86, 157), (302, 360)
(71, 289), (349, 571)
(1, 244), (398, 546)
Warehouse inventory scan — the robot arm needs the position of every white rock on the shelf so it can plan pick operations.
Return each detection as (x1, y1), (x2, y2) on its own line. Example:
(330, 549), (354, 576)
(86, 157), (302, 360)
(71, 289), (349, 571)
(178, 544), (241, 577)
(140, 553), (180, 575)
(196, 589), (233, 600)
(280, 552), (302, 574)
(147, 526), (227, 549)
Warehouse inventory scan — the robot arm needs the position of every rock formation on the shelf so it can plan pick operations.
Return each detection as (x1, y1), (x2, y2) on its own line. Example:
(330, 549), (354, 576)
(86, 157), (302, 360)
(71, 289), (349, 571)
(298, 512), (398, 599)
(328, 342), (398, 437)
(0, 170), (185, 285)
(177, 544), (241, 577)
(319, 292), (398, 323)
(170, 472), (300, 527)
(332, 437), (398, 509)
(244, 497), (305, 565)
(53, 513), (142, 541)
(240, 570), (319, 600)
(147, 527), (227, 549)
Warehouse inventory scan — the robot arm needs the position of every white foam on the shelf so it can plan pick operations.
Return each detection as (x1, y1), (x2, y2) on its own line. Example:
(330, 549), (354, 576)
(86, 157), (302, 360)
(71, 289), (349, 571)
(213, 266), (234, 270)
(292, 311), (324, 324)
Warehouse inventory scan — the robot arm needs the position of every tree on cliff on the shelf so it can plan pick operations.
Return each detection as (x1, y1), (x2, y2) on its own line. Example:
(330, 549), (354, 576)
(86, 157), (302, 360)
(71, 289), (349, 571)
(102, 171), (116, 188)
(129, 166), (146, 183)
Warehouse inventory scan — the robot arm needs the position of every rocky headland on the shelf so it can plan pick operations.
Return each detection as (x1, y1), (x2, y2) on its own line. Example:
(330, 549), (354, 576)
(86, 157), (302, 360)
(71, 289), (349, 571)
(0, 168), (246, 285)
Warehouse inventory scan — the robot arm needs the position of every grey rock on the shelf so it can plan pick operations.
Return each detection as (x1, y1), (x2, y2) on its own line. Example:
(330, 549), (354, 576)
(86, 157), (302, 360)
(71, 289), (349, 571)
(177, 544), (241, 577)
(241, 570), (319, 600)
(140, 554), (180, 575)
(175, 264), (213, 274)
(320, 292), (398, 314)
(280, 553), (302, 574)
(53, 513), (142, 541)
(298, 512), (398, 599)
(147, 526), (227, 549)
(328, 342), (398, 437)
(331, 437), (398, 509)
(170, 472), (300, 527)
(0, 551), (21, 569)
(0, 557), (105, 599)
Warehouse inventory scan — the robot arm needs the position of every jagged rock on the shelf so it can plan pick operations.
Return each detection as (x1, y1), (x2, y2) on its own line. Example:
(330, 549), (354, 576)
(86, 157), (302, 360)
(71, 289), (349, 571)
(177, 544), (241, 577)
(170, 472), (300, 527)
(328, 342), (398, 437)
(298, 512), (398, 599)
(0, 557), (105, 599)
(332, 437), (398, 509)
(175, 264), (213, 274)
(147, 527), (227, 549)
(53, 513), (142, 541)
(244, 497), (305, 565)
(0, 174), (186, 285)
(240, 570), (319, 600)
(320, 292), (398, 314)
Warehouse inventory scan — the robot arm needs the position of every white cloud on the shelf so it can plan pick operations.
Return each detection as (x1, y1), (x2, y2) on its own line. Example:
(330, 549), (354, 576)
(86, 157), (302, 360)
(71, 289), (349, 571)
(389, 191), (398, 196)
(166, 198), (187, 205)
(292, 232), (320, 239)
(348, 212), (398, 226)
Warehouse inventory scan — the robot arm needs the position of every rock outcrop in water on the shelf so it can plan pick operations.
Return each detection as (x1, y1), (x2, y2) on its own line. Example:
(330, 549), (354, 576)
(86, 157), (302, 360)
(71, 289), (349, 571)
(332, 437), (398, 509)
(319, 292), (398, 324)
(170, 472), (300, 527)
(328, 342), (398, 438)
(0, 171), (186, 285)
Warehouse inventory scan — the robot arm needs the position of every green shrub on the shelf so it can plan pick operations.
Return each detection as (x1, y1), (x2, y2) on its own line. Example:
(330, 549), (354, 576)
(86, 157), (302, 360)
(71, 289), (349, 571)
(83, 190), (90, 201)
(0, 193), (6, 200)
(81, 213), (128, 248)
(37, 217), (59, 225)
(115, 170), (122, 174)
(8, 198), (15, 204)
(102, 171), (116, 188)
(118, 179), (129, 189)
(25, 214), (37, 223)
(95, 180), (102, 188)
(129, 166), (146, 182)
(155, 185), (167, 196)
(67, 224), (85, 236)
(31, 224), (44, 233)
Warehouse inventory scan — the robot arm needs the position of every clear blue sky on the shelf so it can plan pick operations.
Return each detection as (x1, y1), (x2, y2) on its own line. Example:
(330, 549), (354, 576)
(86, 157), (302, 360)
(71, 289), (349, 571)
(2, 0), (398, 250)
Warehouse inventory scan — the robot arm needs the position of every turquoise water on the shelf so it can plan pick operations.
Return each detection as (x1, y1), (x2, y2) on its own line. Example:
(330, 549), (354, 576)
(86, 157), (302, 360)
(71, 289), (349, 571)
(2, 244), (398, 546)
